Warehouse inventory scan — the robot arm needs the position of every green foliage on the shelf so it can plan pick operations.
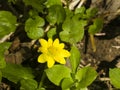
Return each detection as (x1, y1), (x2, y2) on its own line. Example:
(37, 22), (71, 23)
(1, 63), (34, 83)
(70, 45), (81, 73)
(0, 71), (2, 83)
(0, 0), (107, 89)
(23, 0), (46, 12)
(45, 65), (71, 86)
(46, 5), (66, 25)
(109, 68), (120, 88)
(45, 0), (62, 8)
(25, 16), (45, 39)
(0, 42), (11, 69)
(86, 8), (98, 19)
(88, 18), (103, 34)
(75, 67), (97, 89)
(60, 15), (87, 44)
(20, 79), (38, 90)
(0, 11), (17, 38)
(61, 78), (74, 90)
(47, 27), (56, 38)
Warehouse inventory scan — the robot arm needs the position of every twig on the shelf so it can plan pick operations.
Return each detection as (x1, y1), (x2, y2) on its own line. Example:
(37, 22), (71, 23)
(44, 25), (51, 32)
(99, 77), (110, 81)
(0, 32), (13, 44)
(69, 0), (80, 10)
(77, 0), (86, 8)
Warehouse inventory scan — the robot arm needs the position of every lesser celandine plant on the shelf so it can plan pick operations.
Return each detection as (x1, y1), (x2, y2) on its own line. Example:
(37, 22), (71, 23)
(37, 38), (71, 68)
(0, 0), (120, 90)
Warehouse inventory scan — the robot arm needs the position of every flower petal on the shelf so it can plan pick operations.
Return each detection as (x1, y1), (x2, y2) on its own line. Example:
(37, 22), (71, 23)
(47, 56), (55, 68)
(55, 57), (66, 64)
(53, 38), (59, 47)
(62, 50), (71, 57)
(38, 47), (47, 53)
(38, 54), (47, 63)
(39, 39), (48, 47)
(59, 43), (65, 49)
(48, 38), (53, 47)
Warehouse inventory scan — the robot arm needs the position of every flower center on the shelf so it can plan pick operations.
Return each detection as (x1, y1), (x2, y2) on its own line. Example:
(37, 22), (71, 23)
(48, 46), (59, 57)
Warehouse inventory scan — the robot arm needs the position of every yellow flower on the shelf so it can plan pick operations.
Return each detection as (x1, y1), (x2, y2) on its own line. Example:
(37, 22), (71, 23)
(38, 38), (71, 68)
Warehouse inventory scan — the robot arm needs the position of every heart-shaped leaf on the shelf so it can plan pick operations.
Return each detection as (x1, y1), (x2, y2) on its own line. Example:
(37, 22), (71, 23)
(46, 5), (66, 25)
(88, 18), (103, 34)
(0, 11), (17, 38)
(75, 67), (97, 88)
(25, 16), (45, 39)
(70, 45), (81, 73)
(2, 63), (34, 83)
(20, 79), (38, 90)
(45, 0), (62, 8)
(60, 15), (87, 44)
(109, 68), (120, 88)
(45, 65), (71, 86)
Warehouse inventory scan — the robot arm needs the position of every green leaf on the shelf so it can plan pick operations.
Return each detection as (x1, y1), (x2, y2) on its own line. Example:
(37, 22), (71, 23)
(75, 67), (97, 88)
(0, 71), (2, 83)
(0, 42), (11, 69)
(45, 65), (71, 86)
(47, 27), (56, 38)
(75, 6), (86, 14)
(70, 45), (81, 73)
(109, 68), (120, 88)
(25, 16), (44, 39)
(88, 18), (103, 34)
(0, 42), (11, 53)
(45, 0), (62, 8)
(46, 5), (66, 25)
(23, 0), (46, 12)
(20, 79), (38, 90)
(1, 63), (34, 83)
(0, 11), (17, 38)
(61, 78), (74, 90)
(65, 8), (73, 18)
(60, 16), (87, 44)
(0, 55), (6, 69)
(86, 8), (98, 18)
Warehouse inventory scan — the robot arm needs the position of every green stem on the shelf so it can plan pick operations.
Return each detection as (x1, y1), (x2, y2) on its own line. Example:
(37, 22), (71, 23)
(38, 71), (46, 88)
(90, 34), (96, 52)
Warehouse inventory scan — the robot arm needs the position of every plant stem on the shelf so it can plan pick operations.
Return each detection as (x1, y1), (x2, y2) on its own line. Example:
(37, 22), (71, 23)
(38, 71), (46, 88)
(90, 34), (96, 52)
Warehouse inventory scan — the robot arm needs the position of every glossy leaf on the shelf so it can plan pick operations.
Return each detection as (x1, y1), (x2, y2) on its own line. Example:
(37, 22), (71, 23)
(70, 45), (81, 73)
(88, 18), (103, 34)
(0, 42), (11, 53)
(47, 27), (56, 38)
(2, 63), (34, 83)
(86, 8), (98, 18)
(45, 0), (62, 8)
(75, 6), (86, 14)
(23, 0), (46, 12)
(0, 11), (17, 38)
(46, 5), (66, 25)
(65, 8), (73, 18)
(109, 68), (120, 88)
(25, 16), (44, 39)
(0, 42), (11, 69)
(20, 79), (38, 90)
(45, 65), (71, 86)
(75, 67), (97, 88)
(60, 16), (87, 44)
(0, 71), (2, 83)
(61, 78), (74, 90)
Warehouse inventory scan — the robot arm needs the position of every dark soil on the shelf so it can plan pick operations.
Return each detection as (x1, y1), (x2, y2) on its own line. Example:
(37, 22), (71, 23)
(79, 18), (120, 90)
